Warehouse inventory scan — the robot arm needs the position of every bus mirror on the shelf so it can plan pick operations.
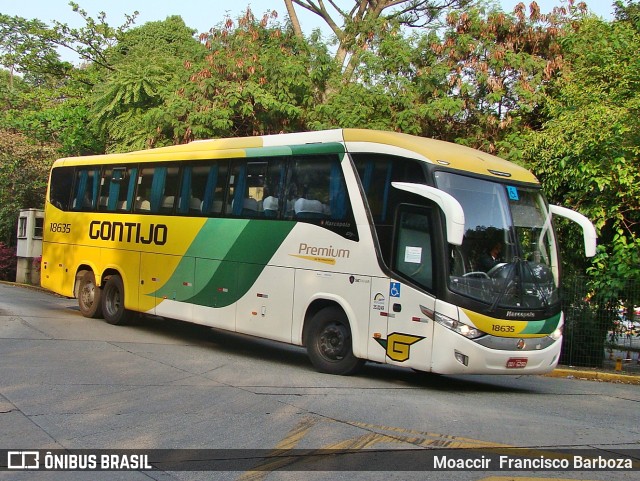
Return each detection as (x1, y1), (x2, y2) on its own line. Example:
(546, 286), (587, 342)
(392, 182), (465, 246)
(549, 204), (597, 257)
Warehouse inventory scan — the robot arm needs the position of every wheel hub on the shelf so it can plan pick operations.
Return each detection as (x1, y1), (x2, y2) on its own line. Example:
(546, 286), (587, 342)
(319, 323), (348, 360)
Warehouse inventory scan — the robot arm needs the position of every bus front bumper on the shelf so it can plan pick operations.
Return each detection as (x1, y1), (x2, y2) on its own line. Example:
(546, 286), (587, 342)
(429, 322), (562, 375)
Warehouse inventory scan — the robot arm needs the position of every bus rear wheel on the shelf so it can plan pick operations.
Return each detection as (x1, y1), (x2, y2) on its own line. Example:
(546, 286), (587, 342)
(78, 271), (103, 319)
(102, 275), (131, 325)
(305, 306), (364, 375)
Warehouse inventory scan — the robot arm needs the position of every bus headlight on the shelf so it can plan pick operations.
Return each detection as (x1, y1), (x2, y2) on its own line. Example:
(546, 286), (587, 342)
(548, 325), (563, 341)
(435, 313), (485, 339)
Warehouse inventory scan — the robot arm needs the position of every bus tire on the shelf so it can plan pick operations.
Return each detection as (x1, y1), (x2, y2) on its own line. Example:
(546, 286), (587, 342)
(78, 271), (103, 319)
(102, 275), (131, 325)
(305, 306), (364, 375)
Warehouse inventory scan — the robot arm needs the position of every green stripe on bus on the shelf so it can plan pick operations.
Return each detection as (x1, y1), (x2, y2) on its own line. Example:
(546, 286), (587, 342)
(151, 219), (295, 308)
(290, 143), (345, 155)
(245, 146), (293, 157)
(520, 313), (562, 334)
(243, 143), (345, 159)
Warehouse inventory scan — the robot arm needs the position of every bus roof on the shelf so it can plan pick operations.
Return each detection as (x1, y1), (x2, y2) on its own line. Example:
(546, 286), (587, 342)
(53, 128), (538, 184)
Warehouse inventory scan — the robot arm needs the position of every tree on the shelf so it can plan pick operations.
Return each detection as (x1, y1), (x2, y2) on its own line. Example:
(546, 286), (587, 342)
(0, 3), (143, 156)
(183, 9), (334, 138)
(0, 14), (71, 88)
(522, 16), (640, 304)
(0, 2), (138, 90)
(308, 1), (583, 147)
(91, 16), (207, 151)
(49, 2), (139, 75)
(615, 0), (640, 31)
(0, 130), (57, 245)
(284, 0), (473, 81)
(423, 1), (586, 151)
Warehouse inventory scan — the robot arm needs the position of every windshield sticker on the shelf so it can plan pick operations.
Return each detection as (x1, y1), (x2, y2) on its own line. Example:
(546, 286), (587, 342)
(404, 246), (422, 264)
(507, 186), (519, 201)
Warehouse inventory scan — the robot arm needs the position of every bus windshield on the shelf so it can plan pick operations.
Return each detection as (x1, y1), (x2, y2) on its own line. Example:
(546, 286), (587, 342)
(434, 172), (559, 310)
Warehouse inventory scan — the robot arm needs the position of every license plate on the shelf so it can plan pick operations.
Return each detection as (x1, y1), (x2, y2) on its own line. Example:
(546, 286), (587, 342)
(506, 358), (528, 368)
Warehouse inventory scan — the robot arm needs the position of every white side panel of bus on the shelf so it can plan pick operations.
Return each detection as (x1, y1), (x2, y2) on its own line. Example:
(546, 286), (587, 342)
(192, 258), (237, 331)
(154, 256), (195, 322)
(367, 277), (391, 363)
(236, 265), (295, 343)
(291, 269), (372, 359)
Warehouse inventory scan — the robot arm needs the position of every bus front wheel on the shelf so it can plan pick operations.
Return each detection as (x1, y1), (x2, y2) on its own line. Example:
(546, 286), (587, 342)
(78, 271), (103, 319)
(102, 275), (131, 325)
(305, 306), (364, 375)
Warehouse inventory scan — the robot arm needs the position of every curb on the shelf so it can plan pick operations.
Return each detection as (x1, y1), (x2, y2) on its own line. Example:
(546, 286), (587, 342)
(546, 368), (640, 385)
(0, 280), (56, 295)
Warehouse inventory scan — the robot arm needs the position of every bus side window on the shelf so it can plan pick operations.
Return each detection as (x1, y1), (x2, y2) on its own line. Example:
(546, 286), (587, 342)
(178, 166), (197, 215)
(353, 154), (427, 266)
(262, 158), (286, 219)
(120, 167), (138, 212)
(281, 154), (358, 239)
(393, 207), (435, 291)
(181, 163), (226, 216)
(198, 162), (228, 216)
(353, 154), (427, 223)
(49, 167), (74, 210)
(99, 167), (131, 212)
(227, 159), (285, 218)
(134, 166), (179, 214)
(159, 167), (179, 214)
(72, 168), (101, 211)
(229, 161), (260, 217)
(135, 167), (154, 212)
(285, 155), (352, 222)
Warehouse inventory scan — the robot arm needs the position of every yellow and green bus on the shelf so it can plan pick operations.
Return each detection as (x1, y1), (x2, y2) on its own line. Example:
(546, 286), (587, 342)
(41, 129), (596, 375)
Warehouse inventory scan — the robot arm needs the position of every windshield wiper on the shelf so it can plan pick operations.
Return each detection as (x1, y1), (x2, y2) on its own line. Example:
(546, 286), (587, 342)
(522, 260), (550, 309)
(488, 258), (521, 313)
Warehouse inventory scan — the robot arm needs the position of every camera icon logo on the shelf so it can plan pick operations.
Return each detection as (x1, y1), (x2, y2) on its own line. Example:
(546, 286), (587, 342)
(7, 451), (40, 469)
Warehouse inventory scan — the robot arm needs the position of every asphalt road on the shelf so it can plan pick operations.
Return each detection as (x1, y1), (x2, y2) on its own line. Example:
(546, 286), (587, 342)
(0, 282), (638, 481)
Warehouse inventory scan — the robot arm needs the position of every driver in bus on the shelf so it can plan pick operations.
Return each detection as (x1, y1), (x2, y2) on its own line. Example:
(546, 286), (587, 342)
(479, 241), (503, 272)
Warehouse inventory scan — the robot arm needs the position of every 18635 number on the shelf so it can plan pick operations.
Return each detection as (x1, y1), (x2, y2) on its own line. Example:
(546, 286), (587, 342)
(50, 222), (71, 233)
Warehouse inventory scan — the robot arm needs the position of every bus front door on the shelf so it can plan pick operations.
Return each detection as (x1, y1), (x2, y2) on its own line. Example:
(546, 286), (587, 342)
(381, 205), (438, 371)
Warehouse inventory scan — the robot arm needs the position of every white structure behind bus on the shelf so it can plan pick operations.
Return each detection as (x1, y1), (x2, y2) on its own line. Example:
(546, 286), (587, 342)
(16, 208), (44, 285)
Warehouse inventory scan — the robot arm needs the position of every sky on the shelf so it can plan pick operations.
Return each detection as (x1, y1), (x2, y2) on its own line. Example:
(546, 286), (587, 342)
(1, 0), (617, 62)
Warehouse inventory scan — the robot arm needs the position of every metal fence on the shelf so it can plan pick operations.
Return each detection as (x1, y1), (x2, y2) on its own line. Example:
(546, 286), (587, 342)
(560, 276), (640, 373)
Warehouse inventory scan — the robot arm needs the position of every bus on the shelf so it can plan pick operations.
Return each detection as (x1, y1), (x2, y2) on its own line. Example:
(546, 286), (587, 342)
(41, 129), (596, 375)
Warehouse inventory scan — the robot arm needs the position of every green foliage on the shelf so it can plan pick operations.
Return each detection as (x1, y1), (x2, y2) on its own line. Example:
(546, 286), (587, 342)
(0, 130), (56, 245)
(91, 16), (207, 151)
(615, 0), (640, 31)
(50, 1), (139, 72)
(0, 13), (71, 86)
(182, 9), (332, 137)
(426, 3), (582, 151)
(522, 18), (640, 301)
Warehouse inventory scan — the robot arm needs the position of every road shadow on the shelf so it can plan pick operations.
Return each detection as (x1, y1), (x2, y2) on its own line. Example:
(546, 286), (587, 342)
(109, 314), (537, 394)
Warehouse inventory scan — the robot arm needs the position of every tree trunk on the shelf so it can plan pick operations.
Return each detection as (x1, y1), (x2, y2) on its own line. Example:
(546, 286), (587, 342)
(283, 0), (303, 38)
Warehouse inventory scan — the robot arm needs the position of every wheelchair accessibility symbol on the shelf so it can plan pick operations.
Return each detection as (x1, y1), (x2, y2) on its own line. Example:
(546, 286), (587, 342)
(390, 282), (401, 298)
